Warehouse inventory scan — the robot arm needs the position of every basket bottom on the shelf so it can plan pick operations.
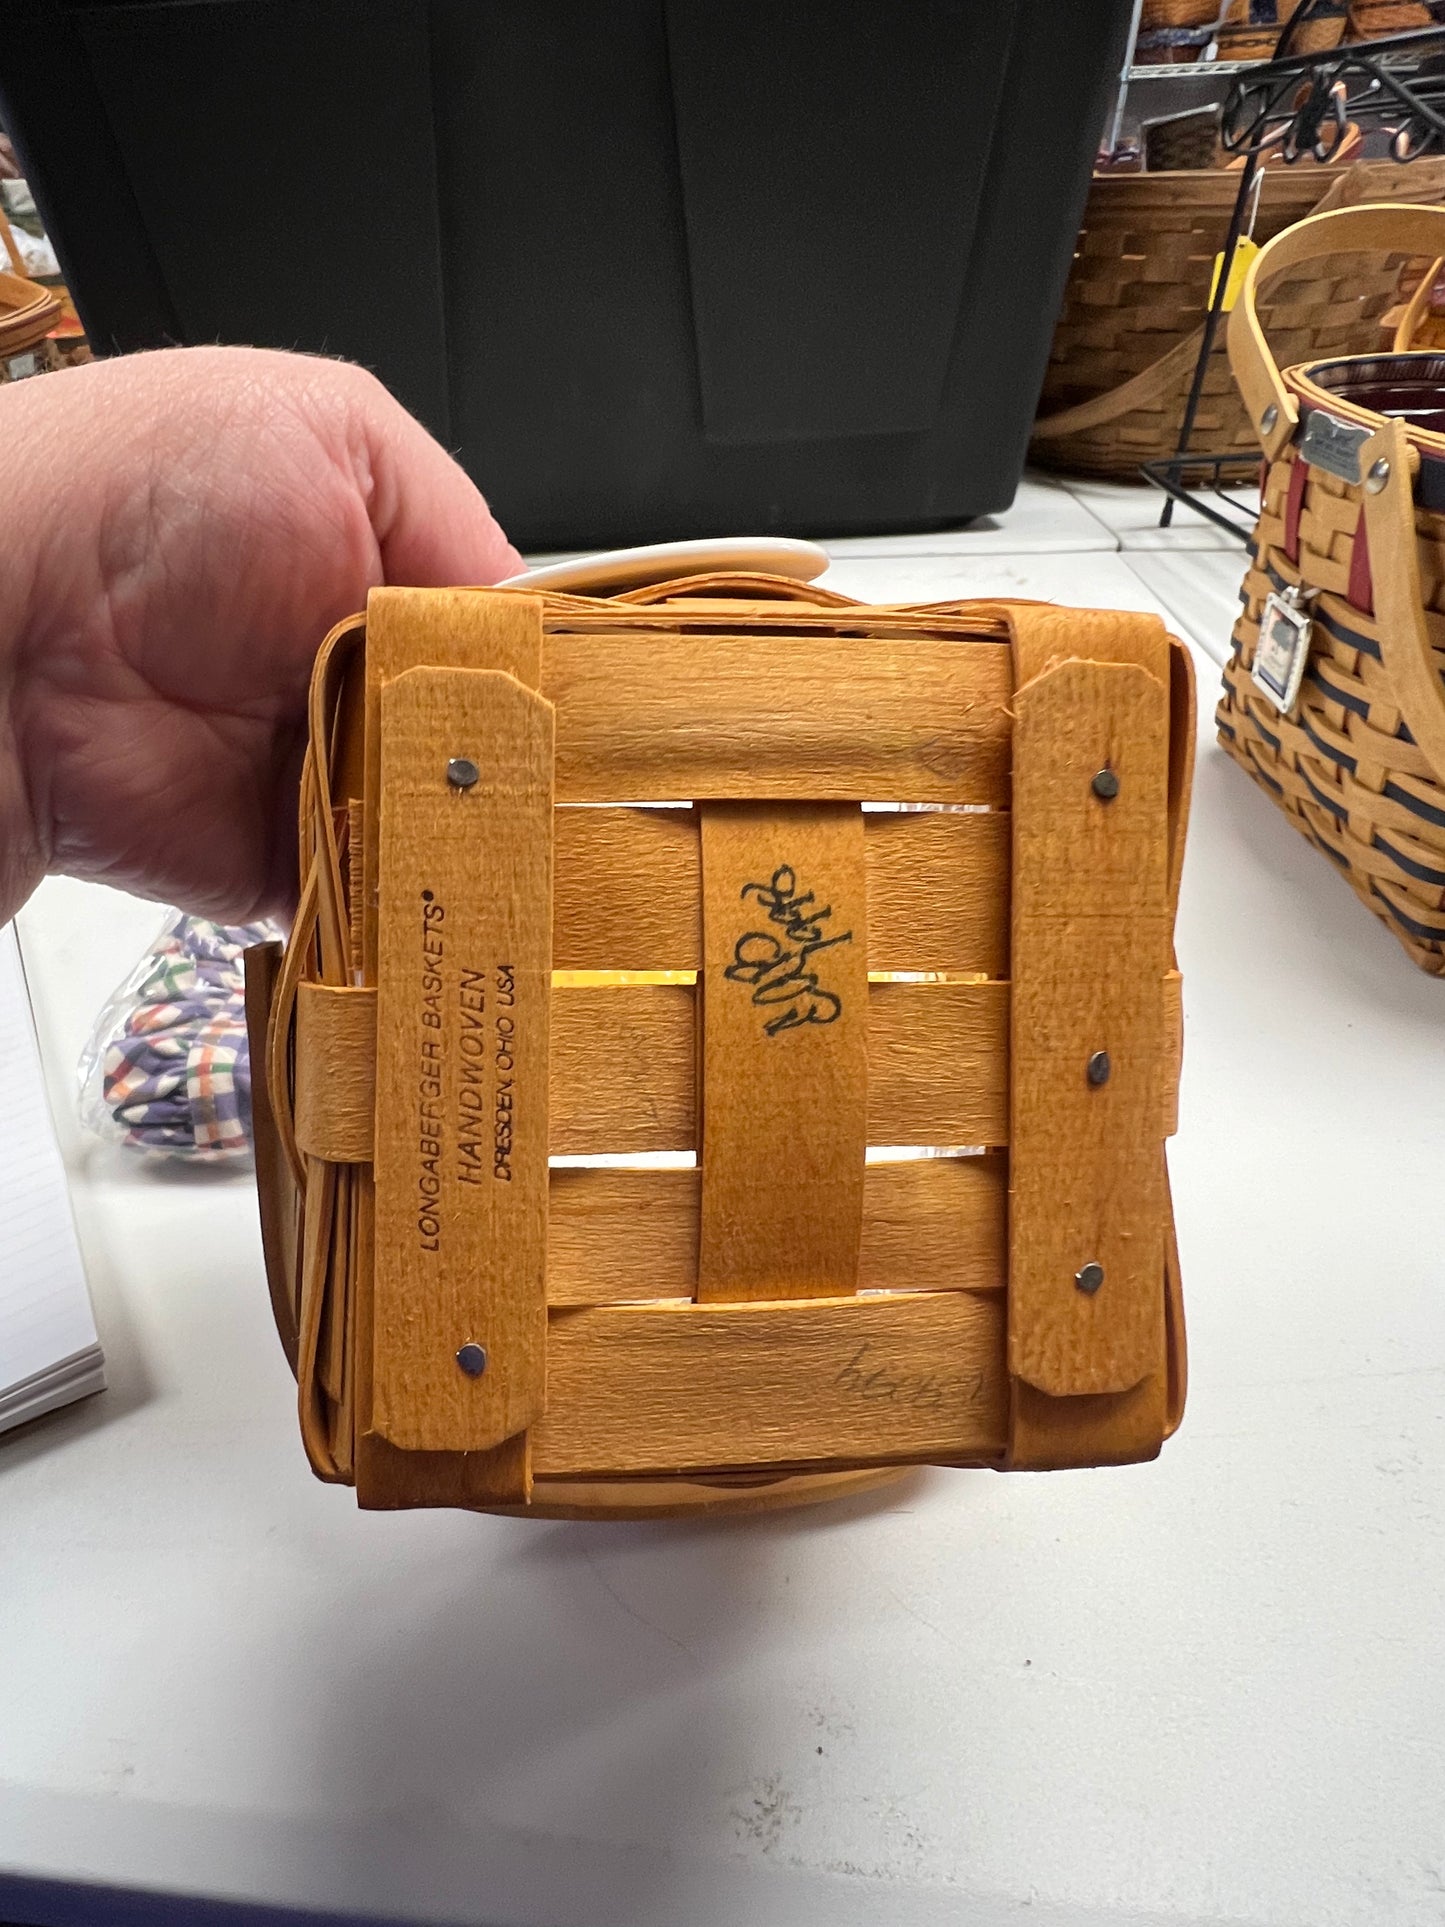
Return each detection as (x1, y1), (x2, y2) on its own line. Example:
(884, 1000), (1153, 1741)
(482, 1466), (909, 1521)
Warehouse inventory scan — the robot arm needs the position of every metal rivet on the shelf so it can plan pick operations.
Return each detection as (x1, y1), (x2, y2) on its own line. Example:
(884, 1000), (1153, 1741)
(1260, 404), (1279, 434)
(1087, 1050), (1111, 1087)
(1092, 767), (1120, 801)
(1365, 457), (1391, 495)
(1075, 1262), (1105, 1296)
(447, 757), (480, 789)
(455, 1343), (488, 1377)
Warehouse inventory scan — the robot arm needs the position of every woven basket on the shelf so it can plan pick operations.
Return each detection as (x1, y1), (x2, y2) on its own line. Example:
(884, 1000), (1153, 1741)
(1031, 158), (1445, 479)
(1383, 255), (1445, 348)
(246, 566), (1195, 1515)
(1220, 203), (1445, 971)
(1218, 0), (1350, 54)
(1346, 0), (1434, 34)
(1142, 0), (1221, 23)
(1144, 108), (1224, 173)
(0, 268), (60, 385)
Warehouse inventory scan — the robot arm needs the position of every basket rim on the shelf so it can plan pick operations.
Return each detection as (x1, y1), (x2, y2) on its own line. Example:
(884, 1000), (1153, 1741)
(1286, 355), (1445, 455)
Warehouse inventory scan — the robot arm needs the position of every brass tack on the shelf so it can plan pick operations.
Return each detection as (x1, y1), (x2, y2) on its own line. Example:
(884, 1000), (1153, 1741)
(1087, 1050), (1111, 1087)
(1092, 768), (1120, 801)
(1260, 404), (1279, 434)
(456, 1343), (488, 1377)
(1074, 1263), (1105, 1296)
(1365, 458), (1391, 494)
(447, 757), (480, 789)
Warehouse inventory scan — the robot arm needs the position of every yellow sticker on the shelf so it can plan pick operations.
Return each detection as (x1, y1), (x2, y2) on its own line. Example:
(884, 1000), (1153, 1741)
(1208, 236), (1260, 314)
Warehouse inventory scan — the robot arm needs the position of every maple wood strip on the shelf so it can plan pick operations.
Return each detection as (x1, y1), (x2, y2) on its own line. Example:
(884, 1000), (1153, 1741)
(867, 981), (1009, 1148)
(1008, 658), (1170, 1403)
(542, 610), (1015, 640)
(372, 667), (553, 1460)
(1164, 969), (1182, 1139)
(697, 802), (869, 1301)
(545, 1155), (1007, 1307)
(554, 807), (700, 972)
(538, 632), (1013, 804)
(363, 588), (543, 999)
(354, 1429), (533, 1511)
(530, 1290), (1008, 1476)
(291, 975), (1178, 1160)
(294, 983), (377, 1162)
(359, 591), (546, 1502)
(549, 980), (1011, 1154)
(550, 984), (698, 1153)
(859, 1153), (1007, 1297)
(864, 809), (1009, 977)
(552, 805), (1009, 975)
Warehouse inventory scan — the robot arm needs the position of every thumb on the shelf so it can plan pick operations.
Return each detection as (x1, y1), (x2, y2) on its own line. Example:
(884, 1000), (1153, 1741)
(327, 365), (525, 587)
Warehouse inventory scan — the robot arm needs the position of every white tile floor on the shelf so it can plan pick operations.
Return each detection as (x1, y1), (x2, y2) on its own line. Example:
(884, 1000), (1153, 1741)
(1123, 547), (1247, 667)
(1061, 475), (1260, 552)
(819, 546), (1178, 614)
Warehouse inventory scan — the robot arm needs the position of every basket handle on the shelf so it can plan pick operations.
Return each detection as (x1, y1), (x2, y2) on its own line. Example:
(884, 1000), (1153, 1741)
(0, 203), (26, 277)
(1358, 416), (1445, 780)
(1392, 256), (1445, 352)
(1228, 202), (1445, 462)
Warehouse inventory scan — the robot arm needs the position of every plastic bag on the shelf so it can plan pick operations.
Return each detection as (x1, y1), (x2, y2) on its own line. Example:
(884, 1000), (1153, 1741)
(79, 912), (282, 1164)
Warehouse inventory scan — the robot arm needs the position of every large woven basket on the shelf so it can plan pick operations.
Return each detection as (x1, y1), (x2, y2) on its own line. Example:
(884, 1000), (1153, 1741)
(1219, 203), (1445, 971)
(247, 568), (1195, 1516)
(1031, 159), (1445, 479)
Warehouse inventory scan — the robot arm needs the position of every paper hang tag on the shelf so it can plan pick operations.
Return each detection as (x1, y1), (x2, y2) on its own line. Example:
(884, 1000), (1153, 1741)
(1208, 236), (1260, 314)
(1252, 587), (1314, 716)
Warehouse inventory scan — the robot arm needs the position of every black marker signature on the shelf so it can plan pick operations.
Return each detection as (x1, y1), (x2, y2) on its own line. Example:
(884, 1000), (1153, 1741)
(724, 864), (853, 1036)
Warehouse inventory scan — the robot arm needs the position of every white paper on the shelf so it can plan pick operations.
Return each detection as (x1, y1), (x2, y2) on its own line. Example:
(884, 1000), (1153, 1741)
(0, 922), (103, 1425)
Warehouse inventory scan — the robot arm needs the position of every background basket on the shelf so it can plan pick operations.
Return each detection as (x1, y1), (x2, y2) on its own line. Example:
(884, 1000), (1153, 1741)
(1382, 255), (1445, 347)
(1143, 108), (1225, 173)
(1136, 0), (1419, 64)
(1031, 158), (1445, 479)
(1217, 203), (1445, 972)
(0, 269), (60, 384)
(1346, 1), (1435, 34)
(1142, 0), (1221, 23)
(1218, 0), (1350, 58)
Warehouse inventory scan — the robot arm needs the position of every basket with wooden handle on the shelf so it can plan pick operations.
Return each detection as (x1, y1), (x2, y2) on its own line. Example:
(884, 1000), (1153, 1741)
(1381, 254), (1445, 349)
(245, 571), (1196, 1517)
(1031, 158), (1445, 480)
(0, 228), (61, 385)
(1220, 201), (1445, 971)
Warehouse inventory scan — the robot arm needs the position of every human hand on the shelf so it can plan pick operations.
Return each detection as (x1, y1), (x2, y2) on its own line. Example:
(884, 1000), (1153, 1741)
(0, 345), (522, 925)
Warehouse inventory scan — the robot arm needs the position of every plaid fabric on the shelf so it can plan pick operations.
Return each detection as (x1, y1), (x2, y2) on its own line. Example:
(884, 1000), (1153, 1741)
(101, 916), (274, 1160)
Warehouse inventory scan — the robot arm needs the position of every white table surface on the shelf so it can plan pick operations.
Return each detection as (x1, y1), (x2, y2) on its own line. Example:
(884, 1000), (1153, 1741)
(4, 506), (1445, 1927)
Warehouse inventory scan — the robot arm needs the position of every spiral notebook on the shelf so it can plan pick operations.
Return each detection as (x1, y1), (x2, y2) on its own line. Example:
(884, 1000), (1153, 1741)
(0, 921), (105, 1434)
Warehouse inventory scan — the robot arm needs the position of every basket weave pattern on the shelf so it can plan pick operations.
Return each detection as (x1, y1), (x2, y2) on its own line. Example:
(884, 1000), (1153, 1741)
(1142, 0), (1221, 23)
(0, 268), (61, 382)
(1347, 0), (1434, 33)
(1219, 0), (1349, 58)
(1217, 449), (1445, 970)
(1032, 163), (1445, 479)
